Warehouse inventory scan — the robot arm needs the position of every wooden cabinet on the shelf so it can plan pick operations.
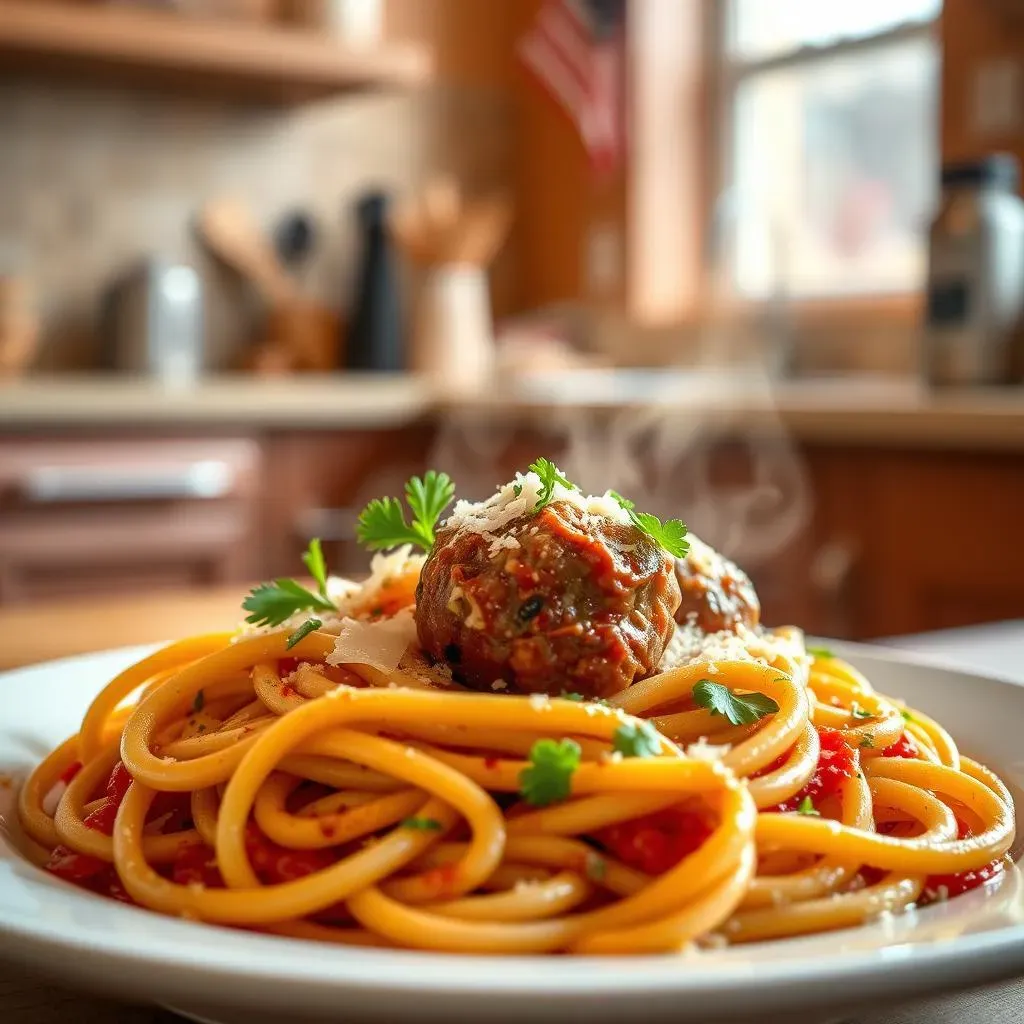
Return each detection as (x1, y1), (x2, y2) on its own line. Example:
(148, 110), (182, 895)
(2, 426), (1023, 645)
(0, 437), (262, 602)
(746, 447), (1024, 641)
(857, 450), (1024, 638)
(260, 426), (435, 578)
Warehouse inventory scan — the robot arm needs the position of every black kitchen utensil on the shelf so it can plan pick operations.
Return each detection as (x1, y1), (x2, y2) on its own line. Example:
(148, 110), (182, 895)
(346, 191), (403, 372)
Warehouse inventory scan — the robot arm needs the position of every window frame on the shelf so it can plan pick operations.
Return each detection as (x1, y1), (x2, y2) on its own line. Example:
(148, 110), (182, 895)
(710, 2), (941, 323)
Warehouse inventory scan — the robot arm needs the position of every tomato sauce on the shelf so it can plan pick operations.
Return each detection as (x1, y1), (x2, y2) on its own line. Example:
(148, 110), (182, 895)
(880, 732), (919, 759)
(767, 727), (859, 812)
(595, 805), (715, 875)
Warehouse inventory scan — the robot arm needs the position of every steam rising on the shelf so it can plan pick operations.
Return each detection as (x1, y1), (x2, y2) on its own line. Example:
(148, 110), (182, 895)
(428, 364), (811, 570)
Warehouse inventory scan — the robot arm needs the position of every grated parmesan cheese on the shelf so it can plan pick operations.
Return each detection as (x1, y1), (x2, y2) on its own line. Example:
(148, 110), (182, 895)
(485, 532), (521, 556)
(685, 738), (731, 762)
(443, 467), (633, 539)
(326, 607), (417, 673)
(658, 606), (805, 675)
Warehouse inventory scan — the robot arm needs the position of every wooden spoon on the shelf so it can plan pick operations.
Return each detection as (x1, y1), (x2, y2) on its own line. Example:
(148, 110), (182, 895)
(197, 198), (300, 307)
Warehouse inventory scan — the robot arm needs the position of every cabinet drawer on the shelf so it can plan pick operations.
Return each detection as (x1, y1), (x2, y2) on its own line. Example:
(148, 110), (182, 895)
(0, 437), (262, 604)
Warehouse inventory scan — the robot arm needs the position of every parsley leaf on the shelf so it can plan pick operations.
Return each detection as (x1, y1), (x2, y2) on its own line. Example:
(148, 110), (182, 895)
(807, 646), (835, 660)
(529, 458), (576, 510)
(901, 709), (914, 723)
(405, 472), (456, 541)
(242, 576), (335, 628)
(860, 734), (875, 749)
(399, 816), (443, 831)
(512, 483), (523, 498)
(850, 702), (873, 720)
(612, 720), (662, 758)
(356, 471), (455, 553)
(692, 679), (779, 726)
(301, 538), (329, 600)
(609, 491), (689, 558)
(519, 738), (581, 807)
(192, 689), (205, 713)
(796, 796), (820, 816)
(286, 618), (322, 650)
(560, 691), (586, 702)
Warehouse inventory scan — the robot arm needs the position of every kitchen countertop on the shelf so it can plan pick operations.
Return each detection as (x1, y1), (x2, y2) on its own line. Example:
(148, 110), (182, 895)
(5, 372), (1024, 450)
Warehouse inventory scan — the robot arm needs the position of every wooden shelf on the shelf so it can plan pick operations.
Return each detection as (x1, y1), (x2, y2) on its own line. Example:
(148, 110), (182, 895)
(0, 2), (432, 102)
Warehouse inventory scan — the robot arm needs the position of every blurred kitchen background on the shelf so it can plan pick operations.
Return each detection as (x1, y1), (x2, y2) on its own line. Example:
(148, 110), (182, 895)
(3, 0), (1024, 666)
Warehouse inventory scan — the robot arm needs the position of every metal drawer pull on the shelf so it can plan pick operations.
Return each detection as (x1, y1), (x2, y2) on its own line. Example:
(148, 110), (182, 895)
(22, 460), (234, 503)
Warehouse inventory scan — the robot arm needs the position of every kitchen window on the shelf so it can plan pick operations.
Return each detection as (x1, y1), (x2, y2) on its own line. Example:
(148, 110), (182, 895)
(716, 0), (942, 301)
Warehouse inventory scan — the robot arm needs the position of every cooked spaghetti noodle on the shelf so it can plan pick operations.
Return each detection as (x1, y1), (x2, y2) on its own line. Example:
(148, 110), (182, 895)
(18, 463), (1016, 954)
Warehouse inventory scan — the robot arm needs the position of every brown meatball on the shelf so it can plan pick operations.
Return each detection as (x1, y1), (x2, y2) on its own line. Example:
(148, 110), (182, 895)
(674, 538), (760, 634)
(415, 500), (681, 698)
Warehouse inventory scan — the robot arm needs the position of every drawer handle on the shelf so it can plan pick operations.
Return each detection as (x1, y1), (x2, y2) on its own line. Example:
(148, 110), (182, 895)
(22, 460), (234, 503)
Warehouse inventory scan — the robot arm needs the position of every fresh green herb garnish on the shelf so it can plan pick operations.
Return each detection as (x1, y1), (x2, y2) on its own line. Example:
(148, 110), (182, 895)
(901, 709), (914, 723)
(512, 482), (523, 498)
(192, 689), (205, 713)
(807, 646), (835, 660)
(286, 618), (322, 650)
(560, 691), (586, 702)
(301, 537), (329, 601)
(850, 702), (873, 720)
(692, 679), (779, 726)
(797, 796), (820, 816)
(585, 854), (607, 882)
(242, 576), (335, 628)
(519, 738), (581, 807)
(529, 458), (576, 511)
(399, 817), (443, 832)
(612, 720), (662, 759)
(860, 734), (875, 749)
(242, 538), (337, 628)
(356, 471), (456, 553)
(609, 491), (689, 558)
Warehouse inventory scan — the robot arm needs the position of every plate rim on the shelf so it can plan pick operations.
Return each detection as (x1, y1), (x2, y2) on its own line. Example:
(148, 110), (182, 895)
(2, 639), (1024, 1013)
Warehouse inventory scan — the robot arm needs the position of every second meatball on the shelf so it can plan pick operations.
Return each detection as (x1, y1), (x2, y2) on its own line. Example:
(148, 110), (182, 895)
(674, 535), (760, 634)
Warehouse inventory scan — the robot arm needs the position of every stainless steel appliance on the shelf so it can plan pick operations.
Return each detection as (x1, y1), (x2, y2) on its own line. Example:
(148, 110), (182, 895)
(100, 260), (205, 382)
(923, 156), (1024, 386)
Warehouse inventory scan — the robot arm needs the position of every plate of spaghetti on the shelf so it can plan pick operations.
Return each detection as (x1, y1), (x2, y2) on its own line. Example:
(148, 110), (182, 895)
(1, 461), (1022, 1024)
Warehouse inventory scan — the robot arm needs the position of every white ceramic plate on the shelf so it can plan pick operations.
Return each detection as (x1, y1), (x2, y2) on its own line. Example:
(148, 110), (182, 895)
(1, 643), (1024, 1024)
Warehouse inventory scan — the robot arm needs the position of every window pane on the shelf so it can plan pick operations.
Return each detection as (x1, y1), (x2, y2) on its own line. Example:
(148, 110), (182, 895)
(727, 37), (937, 299)
(729, 0), (940, 61)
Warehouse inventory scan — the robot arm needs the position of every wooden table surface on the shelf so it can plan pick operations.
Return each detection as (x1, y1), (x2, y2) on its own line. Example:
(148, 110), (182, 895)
(0, 585), (247, 671)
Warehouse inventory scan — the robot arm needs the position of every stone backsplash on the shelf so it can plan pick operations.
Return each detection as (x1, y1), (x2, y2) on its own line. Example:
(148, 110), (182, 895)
(0, 76), (512, 371)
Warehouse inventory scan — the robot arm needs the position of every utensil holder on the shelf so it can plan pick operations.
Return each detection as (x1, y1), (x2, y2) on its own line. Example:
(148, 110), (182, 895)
(411, 265), (494, 393)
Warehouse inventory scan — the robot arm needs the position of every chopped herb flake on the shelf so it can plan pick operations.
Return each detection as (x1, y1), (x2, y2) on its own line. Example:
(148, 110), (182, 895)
(519, 738), (581, 807)
(585, 854), (607, 882)
(286, 618), (322, 650)
(612, 720), (662, 759)
(797, 796), (821, 816)
(693, 679), (780, 726)
(529, 458), (577, 511)
(399, 817), (443, 832)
